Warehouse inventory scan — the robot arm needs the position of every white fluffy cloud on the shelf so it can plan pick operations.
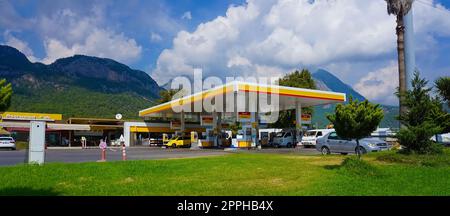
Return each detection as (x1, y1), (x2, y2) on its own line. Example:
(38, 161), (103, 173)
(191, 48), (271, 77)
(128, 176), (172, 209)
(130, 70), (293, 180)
(3, 31), (38, 62)
(354, 61), (399, 105)
(152, 0), (450, 104)
(38, 9), (142, 64)
(152, 0), (398, 84)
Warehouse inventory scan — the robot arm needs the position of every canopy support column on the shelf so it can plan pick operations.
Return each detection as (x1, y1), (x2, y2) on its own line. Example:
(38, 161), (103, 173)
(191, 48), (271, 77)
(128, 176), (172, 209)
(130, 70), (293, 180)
(212, 111), (218, 147)
(295, 101), (302, 145)
(180, 111), (185, 134)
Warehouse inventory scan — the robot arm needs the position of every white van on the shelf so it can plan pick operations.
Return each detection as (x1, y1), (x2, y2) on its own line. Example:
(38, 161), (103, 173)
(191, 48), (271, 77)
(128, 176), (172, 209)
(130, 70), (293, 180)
(301, 129), (334, 147)
(272, 130), (296, 148)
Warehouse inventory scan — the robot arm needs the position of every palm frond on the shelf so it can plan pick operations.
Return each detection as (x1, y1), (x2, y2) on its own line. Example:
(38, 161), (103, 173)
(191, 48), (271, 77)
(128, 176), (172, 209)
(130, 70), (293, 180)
(385, 0), (414, 16)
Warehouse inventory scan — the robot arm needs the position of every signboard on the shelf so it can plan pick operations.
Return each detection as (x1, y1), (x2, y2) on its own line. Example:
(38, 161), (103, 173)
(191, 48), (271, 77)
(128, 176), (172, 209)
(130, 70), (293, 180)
(301, 114), (312, 125)
(238, 112), (252, 123)
(170, 121), (181, 130)
(201, 115), (213, 126)
(0, 112), (62, 122)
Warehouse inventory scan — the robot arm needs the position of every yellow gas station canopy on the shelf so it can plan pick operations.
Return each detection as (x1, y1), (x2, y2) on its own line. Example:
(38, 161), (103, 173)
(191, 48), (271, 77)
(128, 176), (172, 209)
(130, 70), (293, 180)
(139, 81), (346, 117)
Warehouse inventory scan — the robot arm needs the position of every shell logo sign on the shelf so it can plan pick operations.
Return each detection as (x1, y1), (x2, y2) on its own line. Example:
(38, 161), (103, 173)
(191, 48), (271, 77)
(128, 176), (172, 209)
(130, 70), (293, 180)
(238, 112), (252, 123)
(201, 115), (213, 126)
(170, 121), (181, 130)
(301, 114), (312, 125)
(0, 112), (62, 121)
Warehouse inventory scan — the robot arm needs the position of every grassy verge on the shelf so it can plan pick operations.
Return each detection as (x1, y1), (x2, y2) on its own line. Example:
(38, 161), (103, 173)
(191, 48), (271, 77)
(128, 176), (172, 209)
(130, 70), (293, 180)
(375, 148), (450, 167)
(0, 151), (449, 196)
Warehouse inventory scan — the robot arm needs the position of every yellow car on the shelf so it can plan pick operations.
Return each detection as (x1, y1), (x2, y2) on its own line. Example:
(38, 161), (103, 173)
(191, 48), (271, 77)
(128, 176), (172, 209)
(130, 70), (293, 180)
(165, 136), (191, 148)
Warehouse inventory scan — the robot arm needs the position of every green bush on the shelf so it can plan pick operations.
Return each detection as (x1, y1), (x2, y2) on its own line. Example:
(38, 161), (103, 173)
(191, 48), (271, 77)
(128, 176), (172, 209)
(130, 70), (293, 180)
(396, 122), (443, 155)
(395, 72), (448, 155)
(377, 149), (450, 167)
(339, 157), (382, 177)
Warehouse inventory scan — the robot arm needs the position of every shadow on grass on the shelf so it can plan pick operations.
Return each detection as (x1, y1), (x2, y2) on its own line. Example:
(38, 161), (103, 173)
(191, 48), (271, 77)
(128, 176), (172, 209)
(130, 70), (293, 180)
(323, 157), (384, 178)
(323, 165), (340, 170)
(0, 187), (60, 196)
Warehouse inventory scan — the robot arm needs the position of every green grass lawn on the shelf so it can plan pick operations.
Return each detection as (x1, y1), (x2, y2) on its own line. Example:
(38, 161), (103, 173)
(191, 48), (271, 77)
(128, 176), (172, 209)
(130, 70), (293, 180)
(0, 150), (449, 196)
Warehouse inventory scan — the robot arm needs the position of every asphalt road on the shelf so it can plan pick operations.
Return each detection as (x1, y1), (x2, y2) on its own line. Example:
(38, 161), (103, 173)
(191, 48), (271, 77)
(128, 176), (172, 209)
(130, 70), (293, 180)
(0, 147), (319, 166)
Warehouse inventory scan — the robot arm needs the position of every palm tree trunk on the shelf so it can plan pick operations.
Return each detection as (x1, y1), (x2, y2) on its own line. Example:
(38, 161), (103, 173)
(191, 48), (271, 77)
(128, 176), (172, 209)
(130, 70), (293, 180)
(396, 14), (407, 127)
(356, 139), (361, 159)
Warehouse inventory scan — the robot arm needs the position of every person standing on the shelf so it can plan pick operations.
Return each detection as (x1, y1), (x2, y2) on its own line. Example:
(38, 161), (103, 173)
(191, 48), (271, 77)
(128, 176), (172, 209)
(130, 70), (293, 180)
(81, 136), (87, 149)
(99, 139), (107, 161)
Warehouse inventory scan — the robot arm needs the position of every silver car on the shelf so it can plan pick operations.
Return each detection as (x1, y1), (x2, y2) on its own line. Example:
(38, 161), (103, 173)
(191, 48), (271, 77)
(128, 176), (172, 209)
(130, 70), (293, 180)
(316, 131), (390, 155)
(0, 137), (16, 150)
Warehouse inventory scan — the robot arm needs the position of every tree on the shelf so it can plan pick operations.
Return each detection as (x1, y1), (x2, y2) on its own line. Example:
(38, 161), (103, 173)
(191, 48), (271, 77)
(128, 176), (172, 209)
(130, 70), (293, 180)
(158, 89), (181, 104)
(271, 69), (316, 128)
(396, 72), (449, 153)
(0, 79), (13, 112)
(435, 76), (450, 107)
(385, 0), (414, 122)
(327, 98), (384, 159)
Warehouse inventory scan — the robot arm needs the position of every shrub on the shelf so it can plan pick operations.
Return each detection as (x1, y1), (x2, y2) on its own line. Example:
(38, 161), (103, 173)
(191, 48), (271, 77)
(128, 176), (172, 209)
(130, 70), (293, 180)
(396, 72), (448, 154)
(340, 157), (382, 177)
(396, 122), (443, 155)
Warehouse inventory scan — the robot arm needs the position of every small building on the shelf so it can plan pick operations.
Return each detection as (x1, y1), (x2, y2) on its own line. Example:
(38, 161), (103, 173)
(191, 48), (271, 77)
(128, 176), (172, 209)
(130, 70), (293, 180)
(0, 112), (123, 147)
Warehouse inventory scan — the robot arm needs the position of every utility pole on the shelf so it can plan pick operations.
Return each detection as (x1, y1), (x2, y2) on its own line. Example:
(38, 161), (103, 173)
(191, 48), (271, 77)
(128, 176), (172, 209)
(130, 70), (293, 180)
(404, 9), (416, 91)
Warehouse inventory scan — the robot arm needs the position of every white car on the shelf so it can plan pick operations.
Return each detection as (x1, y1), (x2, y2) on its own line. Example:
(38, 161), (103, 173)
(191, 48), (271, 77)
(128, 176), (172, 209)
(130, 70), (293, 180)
(0, 137), (16, 150)
(301, 129), (334, 147)
(431, 133), (450, 146)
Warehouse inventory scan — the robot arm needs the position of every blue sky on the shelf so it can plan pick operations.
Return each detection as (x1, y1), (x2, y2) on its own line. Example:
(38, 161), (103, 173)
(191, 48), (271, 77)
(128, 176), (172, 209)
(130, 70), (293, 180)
(1, 0), (450, 105)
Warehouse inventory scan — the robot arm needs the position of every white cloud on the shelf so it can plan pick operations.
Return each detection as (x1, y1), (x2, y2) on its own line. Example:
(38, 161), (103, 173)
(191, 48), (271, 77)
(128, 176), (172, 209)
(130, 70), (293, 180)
(37, 9), (142, 64)
(151, 0), (450, 92)
(354, 62), (399, 105)
(227, 55), (252, 68)
(3, 31), (38, 62)
(0, 0), (33, 31)
(150, 32), (163, 42)
(181, 11), (192, 20)
(41, 29), (142, 64)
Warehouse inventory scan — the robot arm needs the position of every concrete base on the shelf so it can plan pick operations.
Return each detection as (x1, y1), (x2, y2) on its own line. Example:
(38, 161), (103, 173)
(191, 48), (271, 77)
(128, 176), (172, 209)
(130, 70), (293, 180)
(190, 141), (201, 150)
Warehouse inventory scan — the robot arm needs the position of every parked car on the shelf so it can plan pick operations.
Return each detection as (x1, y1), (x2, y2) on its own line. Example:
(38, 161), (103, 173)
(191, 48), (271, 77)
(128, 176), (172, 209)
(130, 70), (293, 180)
(301, 129), (334, 147)
(164, 136), (191, 148)
(272, 130), (296, 148)
(0, 136), (16, 150)
(431, 133), (450, 146)
(316, 131), (390, 155)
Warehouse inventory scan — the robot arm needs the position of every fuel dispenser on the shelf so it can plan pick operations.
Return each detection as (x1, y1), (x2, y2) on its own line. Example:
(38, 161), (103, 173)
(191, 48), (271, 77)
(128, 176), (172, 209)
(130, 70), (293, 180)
(236, 112), (256, 148)
(202, 128), (215, 148)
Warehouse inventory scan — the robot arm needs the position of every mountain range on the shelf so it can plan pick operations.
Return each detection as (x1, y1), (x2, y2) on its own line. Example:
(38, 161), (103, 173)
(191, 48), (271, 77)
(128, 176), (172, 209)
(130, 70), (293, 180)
(311, 69), (399, 128)
(0, 45), (161, 119)
(0, 45), (398, 127)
